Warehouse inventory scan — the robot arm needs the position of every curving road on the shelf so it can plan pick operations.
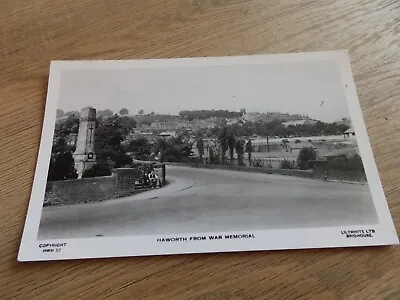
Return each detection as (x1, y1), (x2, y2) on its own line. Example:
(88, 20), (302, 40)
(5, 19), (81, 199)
(38, 166), (378, 239)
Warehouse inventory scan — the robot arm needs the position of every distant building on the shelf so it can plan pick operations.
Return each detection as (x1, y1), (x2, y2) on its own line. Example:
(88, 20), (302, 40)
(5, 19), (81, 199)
(123, 130), (158, 144)
(137, 124), (151, 131)
(344, 126), (356, 138)
(158, 131), (177, 139)
(150, 118), (193, 131)
(242, 112), (261, 123)
(226, 118), (240, 126)
(192, 118), (218, 129)
(241, 112), (313, 124)
(282, 119), (317, 127)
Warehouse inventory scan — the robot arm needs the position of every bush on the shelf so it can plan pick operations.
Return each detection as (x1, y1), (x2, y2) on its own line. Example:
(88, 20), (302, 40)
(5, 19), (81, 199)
(280, 159), (295, 169)
(327, 154), (364, 171)
(297, 147), (317, 170)
(252, 159), (264, 168)
(47, 151), (78, 181)
(82, 161), (111, 178)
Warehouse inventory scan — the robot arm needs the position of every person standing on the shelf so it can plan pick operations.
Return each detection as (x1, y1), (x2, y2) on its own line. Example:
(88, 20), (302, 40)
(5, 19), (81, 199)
(148, 170), (156, 188)
(154, 170), (161, 188)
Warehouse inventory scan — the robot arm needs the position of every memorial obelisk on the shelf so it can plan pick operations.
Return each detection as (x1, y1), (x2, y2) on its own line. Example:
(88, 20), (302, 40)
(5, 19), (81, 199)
(73, 107), (96, 179)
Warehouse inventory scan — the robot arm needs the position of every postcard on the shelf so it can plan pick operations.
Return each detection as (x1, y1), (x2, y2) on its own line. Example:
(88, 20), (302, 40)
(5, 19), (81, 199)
(18, 51), (398, 261)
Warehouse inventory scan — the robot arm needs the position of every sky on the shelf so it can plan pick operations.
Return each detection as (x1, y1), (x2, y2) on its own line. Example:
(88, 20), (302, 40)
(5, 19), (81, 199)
(57, 59), (350, 122)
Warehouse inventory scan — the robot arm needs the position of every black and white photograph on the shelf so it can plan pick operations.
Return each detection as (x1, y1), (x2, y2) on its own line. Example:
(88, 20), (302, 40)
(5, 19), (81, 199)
(18, 51), (398, 261)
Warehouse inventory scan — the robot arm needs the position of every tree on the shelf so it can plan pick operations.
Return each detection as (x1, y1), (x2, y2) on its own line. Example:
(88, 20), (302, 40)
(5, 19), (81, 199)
(227, 133), (236, 163)
(56, 109), (65, 118)
(210, 126), (220, 136)
(209, 147), (215, 164)
(245, 140), (253, 166)
(95, 115), (132, 169)
(173, 136), (192, 159)
(152, 137), (192, 163)
(47, 138), (78, 181)
(97, 109), (114, 118)
(64, 110), (79, 117)
(121, 116), (137, 134)
(95, 115), (124, 148)
(54, 114), (80, 139)
(212, 117), (354, 138)
(218, 127), (229, 164)
(127, 137), (151, 160)
(297, 147), (317, 170)
(138, 109), (144, 115)
(140, 120), (152, 127)
(196, 138), (205, 160)
(235, 139), (245, 166)
(119, 108), (129, 115)
(208, 147), (220, 164)
(47, 152), (78, 181)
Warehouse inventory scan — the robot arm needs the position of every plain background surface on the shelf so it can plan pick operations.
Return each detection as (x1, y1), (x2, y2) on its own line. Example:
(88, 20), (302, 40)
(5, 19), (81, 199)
(1, 0), (400, 299)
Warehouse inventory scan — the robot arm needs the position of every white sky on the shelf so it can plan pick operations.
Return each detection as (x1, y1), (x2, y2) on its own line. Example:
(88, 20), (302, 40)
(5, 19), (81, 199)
(57, 59), (350, 122)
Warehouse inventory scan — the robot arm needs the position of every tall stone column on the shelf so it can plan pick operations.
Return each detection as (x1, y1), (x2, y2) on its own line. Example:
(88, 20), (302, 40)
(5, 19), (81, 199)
(73, 107), (97, 179)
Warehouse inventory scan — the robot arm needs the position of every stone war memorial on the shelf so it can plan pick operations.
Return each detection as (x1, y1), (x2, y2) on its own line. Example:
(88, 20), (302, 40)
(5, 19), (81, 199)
(73, 106), (97, 179)
(44, 106), (166, 206)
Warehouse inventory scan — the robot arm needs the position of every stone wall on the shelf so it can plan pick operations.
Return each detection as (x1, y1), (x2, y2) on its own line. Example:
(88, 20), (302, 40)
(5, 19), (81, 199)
(44, 175), (117, 206)
(167, 161), (367, 182)
(112, 168), (138, 197)
(44, 167), (144, 206)
(166, 162), (314, 179)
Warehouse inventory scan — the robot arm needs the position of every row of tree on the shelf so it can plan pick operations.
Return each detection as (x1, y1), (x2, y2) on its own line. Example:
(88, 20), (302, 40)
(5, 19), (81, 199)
(194, 125), (322, 170)
(226, 119), (349, 138)
(57, 108), (131, 119)
(179, 109), (245, 121)
(194, 127), (253, 167)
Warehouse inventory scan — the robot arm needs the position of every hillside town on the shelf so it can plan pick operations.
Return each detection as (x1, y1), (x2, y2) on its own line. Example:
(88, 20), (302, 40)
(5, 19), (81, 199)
(50, 107), (362, 184)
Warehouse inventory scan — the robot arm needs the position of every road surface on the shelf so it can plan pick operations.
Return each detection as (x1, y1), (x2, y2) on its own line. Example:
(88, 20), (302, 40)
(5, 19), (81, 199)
(38, 166), (378, 239)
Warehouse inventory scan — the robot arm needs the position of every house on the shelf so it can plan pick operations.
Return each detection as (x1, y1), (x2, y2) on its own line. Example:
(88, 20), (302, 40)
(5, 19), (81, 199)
(344, 127), (356, 138)
(158, 131), (177, 139)
(242, 112), (262, 123)
(124, 130), (157, 142)
(282, 119), (317, 127)
(151, 119), (194, 131)
(226, 118), (240, 126)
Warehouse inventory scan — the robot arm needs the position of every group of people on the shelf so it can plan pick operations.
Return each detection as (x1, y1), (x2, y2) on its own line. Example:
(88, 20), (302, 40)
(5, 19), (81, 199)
(143, 169), (161, 189)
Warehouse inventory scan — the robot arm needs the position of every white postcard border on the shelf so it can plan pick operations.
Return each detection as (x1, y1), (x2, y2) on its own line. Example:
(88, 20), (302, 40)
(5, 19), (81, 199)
(18, 50), (399, 262)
